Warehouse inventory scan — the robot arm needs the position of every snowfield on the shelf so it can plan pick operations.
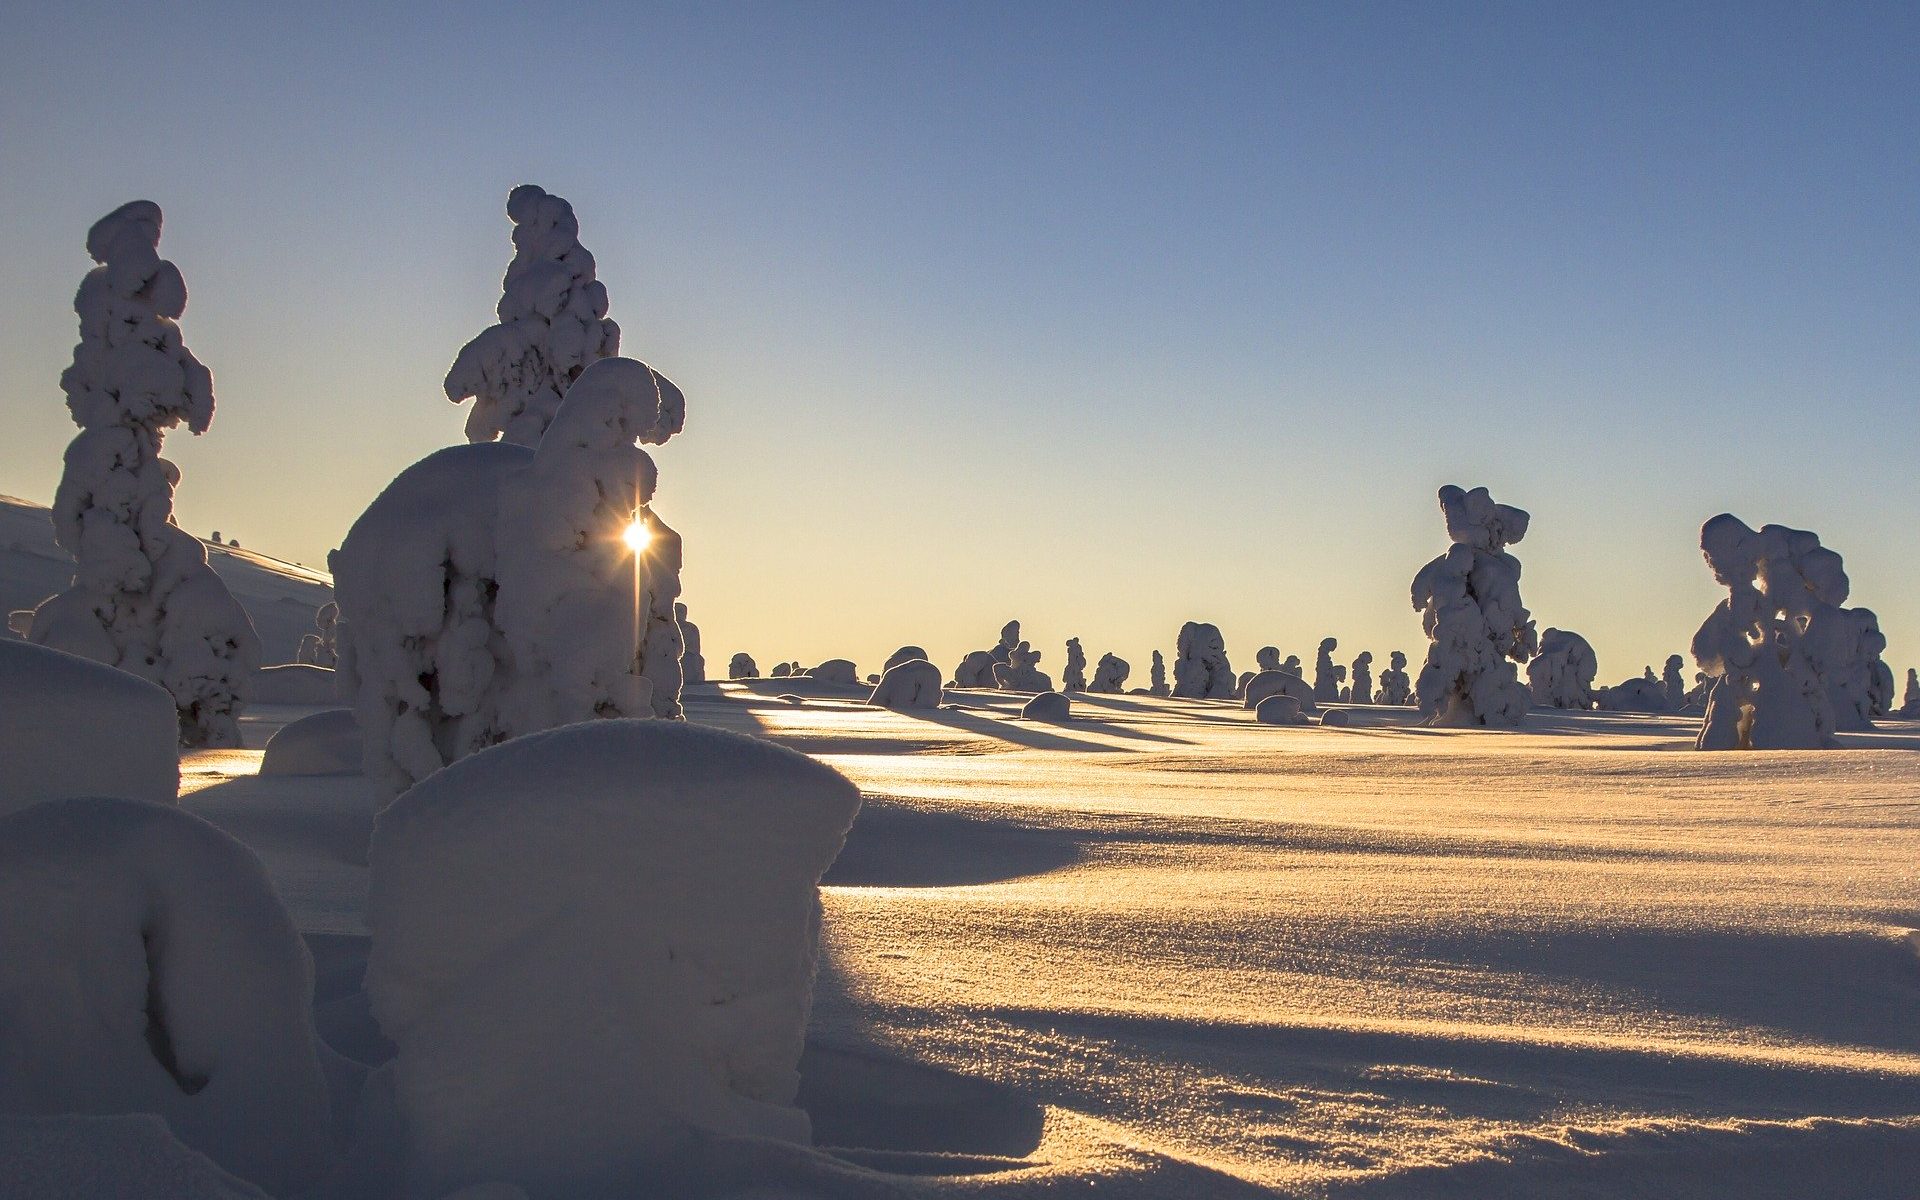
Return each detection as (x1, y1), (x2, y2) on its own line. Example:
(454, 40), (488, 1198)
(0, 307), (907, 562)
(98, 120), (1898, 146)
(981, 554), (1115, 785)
(159, 682), (1920, 1198)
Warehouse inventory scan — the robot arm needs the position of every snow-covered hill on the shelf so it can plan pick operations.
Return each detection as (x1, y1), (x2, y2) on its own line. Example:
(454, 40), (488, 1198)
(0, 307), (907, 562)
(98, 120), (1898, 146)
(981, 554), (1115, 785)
(0, 494), (332, 664)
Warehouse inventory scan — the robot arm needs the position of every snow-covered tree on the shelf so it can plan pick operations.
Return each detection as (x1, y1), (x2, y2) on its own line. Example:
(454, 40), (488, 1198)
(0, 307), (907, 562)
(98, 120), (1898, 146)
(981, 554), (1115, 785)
(1149, 649), (1170, 697)
(884, 645), (929, 674)
(1691, 514), (1852, 750)
(1899, 668), (1919, 717)
(1377, 651), (1412, 705)
(30, 202), (259, 747)
(1090, 652), (1129, 692)
(1350, 651), (1374, 704)
(1173, 622), (1235, 699)
(992, 641), (1052, 691)
(1661, 654), (1686, 709)
(728, 652), (759, 679)
(676, 602), (706, 684)
(1410, 485), (1537, 727)
(1527, 628), (1597, 709)
(1256, 646), (1281, 673)
(335, 356), (686, 795)
(444, 185), (622, 446)
(1313, 638), (1341, 702)
(870, 658), (942, 709)
(1062, 638), (1087, 691)
(296, 601), (339, 667)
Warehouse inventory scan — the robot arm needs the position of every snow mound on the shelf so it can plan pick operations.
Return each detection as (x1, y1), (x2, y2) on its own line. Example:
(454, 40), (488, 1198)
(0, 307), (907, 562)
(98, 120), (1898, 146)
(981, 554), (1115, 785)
(365, 720), (861, 1198)
(258, 709), (361, 776)
(1253, 695), (1306, 725)
(0, 798), (334, 1193)
(1412, 485), (1537, 727)
(0, 639), (177, 814)
(806, 658), (859, 685)
(251, 663), (338, 706)
(882, 646), (928, 674)
(1320, 708), (1352, 727)
(0, 1113), (269, 1200)
(869, 659), (942, 709)
(1173, 622), (1234, 699)
(1242, 669), (1317, 713)
(1021, 691), (1071, 721)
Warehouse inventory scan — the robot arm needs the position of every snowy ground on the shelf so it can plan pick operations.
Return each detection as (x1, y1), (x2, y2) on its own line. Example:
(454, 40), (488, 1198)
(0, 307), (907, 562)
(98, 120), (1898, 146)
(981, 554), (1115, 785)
(180, 684), (1920, 1198)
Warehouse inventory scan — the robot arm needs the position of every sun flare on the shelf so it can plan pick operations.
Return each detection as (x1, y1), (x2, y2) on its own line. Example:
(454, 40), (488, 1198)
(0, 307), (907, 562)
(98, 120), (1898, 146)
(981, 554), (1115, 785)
(622, 518), (653, 553)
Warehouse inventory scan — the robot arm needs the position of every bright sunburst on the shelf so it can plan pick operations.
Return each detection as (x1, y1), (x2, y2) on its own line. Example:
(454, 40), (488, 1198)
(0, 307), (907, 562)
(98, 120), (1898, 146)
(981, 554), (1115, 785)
(622, 518), (653, 553)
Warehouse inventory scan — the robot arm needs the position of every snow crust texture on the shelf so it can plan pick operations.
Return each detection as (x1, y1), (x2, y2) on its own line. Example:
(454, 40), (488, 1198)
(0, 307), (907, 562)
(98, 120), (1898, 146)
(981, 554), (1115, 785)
(333, 356), (686, 795)
(1411, 485), (1537, 727)
(444, 185), (623, 447)
(0, 798), (334, 1194)
(32, 201), (259, 747)
(0, 639), (178, 814)
(1691, 515), (1889, 750)
(364, 720), (861, 1199)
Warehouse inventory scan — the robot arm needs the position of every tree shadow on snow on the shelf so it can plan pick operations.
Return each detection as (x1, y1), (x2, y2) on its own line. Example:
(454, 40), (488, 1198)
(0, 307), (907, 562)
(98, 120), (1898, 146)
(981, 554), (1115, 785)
(823, 798), (1086, 888)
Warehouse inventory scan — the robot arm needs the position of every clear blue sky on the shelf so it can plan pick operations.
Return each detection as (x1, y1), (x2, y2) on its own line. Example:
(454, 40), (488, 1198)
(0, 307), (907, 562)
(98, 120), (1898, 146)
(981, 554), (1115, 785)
(3, 1), (1915, 682)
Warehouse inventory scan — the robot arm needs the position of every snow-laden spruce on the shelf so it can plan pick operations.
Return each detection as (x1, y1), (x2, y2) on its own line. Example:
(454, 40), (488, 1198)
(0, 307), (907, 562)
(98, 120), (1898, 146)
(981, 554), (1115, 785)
(334, 356), (686, 795)
(1173, 622), (1235, 699)
(869, 657), (942, 708)
(295, 600), (338, 667)
(29, 202), (259, 747)
(1527, 628), (1598, 709)
(0, 798), (335, 1194)
(728, 652), (759, 679)
(1313, 638), (1341, 702)
(1377, 650), (1412, 705)
(365, 721), (860, 1198)
(676, 603), (706, 684)
(0, 639), (178, 814)
(1900, 668), (1920, 717)
(1410, 485), (1537, 727)
(806, 658), (859, 685)
(444, 185), (622, 446)
(1090, 652), (1130, 693)
(1149, 649), (1170, 696)
(1349, 651), (1374, 704)
(1062, 637), (1088, 691)
(1691, 514), (1885, 749)
(992, 641), (1052, 692)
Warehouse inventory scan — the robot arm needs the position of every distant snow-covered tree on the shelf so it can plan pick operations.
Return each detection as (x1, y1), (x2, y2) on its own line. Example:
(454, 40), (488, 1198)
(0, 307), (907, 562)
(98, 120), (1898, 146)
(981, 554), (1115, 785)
(1410, 485), (1537, 727)
(1377, 651), (1412, 705)
(30, 201), (259, 747)
(1527, 628), (1597, 709)
(1149, 649), (1170, 697)
(1349, 651), (1374, 705)
(1062, 638), (1087, 691)
(1173, 622), (1234, 699)
(1090, 652), (1129, 693)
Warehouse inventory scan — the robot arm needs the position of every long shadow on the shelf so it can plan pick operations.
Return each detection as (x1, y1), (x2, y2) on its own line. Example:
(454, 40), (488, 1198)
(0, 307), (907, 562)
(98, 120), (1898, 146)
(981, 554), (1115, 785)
(902, 705), (1136, 753)
(823, 799), (1086, 887)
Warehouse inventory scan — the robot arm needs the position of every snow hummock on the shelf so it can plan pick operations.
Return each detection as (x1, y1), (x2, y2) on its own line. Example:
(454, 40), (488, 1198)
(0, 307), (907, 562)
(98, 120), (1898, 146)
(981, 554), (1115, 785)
(334, 356), (687, 795)
(728, 652), (760, 680)
(676, 603), (706, 684)
(1243, 669), (1317, 713)
(1528, 628), (1599, 710)
(1411, 485), (1537, 727)
(365, 720), (861, 1198)
(0, 798), (334, 1194)
(1021, 691), (1071, 721)
(444, 185), (623, 447)
(1691, 514), (1881, 750)
(869, 658), (942, 709)
(1062, 638), (1088, 692)
(992, 641), (1052, 692)
(1090, 652), (1130, 693)
(32, 201), (260, 748)
(0, 639), (179, 815)
(258, 708), (361, 776)
(807, 659), (859, 685)
(251, 663), (339, 706)
(883, 646), (930, 675)
(1172, 622), (1234, 699)
(1253, 694), (1307, 725)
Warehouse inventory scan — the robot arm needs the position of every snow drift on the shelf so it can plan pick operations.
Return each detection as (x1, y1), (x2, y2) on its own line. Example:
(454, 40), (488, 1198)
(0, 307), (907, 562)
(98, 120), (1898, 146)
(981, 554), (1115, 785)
(0, 639), (178, 814)
(258, 708), (361, 777)
(365, 720), (861, 1198)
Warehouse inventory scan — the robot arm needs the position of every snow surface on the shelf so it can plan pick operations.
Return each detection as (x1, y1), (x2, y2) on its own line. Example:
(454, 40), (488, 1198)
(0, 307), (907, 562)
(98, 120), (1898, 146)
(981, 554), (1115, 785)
(364, 720), (861, 1197)
(0, 798), (335, 1194)
(0, 638), (178, 813)
(252, 664), (339, 706)
(140, 685), (1920, 1197)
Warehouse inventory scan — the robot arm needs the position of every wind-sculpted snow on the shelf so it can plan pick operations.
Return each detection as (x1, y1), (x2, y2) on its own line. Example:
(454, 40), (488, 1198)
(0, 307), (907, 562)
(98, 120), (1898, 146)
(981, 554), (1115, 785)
(444, 185), (624, 446)
(870, 658), (942, 709)
(365, 721), (860, 1198)
(32, 202), (259, 747)
(334, 356), (687, 795)
(1063, 638), (1088, 692)
(1412, 485), (1537, 727)
(1173, 622), (1234, 699)
(1691, 515), (1886, 750)
(0, 798), (334, 1194)
(0, 639), (178, 813)
(1090, 652), (1130, 693)
(1528, 628), (1598, 709)
(992, 641), (1053, 692)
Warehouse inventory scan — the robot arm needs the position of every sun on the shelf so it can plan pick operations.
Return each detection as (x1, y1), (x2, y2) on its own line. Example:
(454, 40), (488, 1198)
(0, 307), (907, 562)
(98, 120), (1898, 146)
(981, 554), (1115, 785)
(622, 517), (653, 553)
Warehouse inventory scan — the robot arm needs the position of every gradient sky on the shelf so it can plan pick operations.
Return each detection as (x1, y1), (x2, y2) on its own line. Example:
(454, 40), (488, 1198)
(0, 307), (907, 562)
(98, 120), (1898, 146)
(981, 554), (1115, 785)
(3, 2), (1915, 683)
